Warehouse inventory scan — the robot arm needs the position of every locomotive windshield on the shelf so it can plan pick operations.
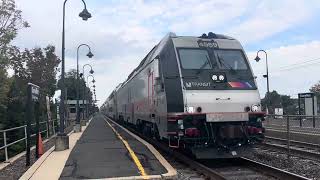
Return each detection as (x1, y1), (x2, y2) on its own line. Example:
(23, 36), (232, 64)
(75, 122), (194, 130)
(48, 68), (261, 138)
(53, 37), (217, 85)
(177, 48), (257, 90)
(179, 49), (212, 69)
(215, 50), (248, 70)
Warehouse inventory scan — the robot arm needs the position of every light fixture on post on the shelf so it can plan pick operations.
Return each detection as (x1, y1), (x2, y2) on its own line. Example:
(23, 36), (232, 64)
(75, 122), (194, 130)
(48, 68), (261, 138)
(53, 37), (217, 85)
(56, 0), (92, 151)
(79, 8), (92, 21)
(75, 44), (94, 133)
(82, 64), (94, 120)
(255, 50), (270, 114)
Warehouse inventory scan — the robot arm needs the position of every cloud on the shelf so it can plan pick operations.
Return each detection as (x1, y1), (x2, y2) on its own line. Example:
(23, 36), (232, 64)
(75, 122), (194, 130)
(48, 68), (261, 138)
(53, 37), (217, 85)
(168, 0), (250, 34)
(228, 0), (320, 44)
(247, 41), (320, 97)
(12, 0), (320, 106)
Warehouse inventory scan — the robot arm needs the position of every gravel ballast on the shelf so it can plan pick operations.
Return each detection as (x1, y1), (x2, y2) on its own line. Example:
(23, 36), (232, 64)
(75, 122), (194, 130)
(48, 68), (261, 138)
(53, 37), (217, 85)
(245, 147), (320, 180)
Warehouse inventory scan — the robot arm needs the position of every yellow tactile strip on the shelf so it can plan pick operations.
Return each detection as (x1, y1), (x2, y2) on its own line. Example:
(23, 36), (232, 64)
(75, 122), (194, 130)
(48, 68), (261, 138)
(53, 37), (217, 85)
(104, 119), (148, 179)
(103, 116), (177, 180)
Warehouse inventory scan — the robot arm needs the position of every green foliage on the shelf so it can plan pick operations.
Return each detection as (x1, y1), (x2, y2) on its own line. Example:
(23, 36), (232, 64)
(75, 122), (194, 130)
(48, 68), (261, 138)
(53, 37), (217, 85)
(0, 0), (28, 126)
(57, 69), (95, 115)
(0, 68), (10, 125)
(262, 90), (298, 115)
(310, 81), (320, 100)
(57, 69), (92, 101)
(0, 0), (62, 161)
(4, 46), (61, 128)
(26, 45), (61, 97)
(0, 0), (29, 68)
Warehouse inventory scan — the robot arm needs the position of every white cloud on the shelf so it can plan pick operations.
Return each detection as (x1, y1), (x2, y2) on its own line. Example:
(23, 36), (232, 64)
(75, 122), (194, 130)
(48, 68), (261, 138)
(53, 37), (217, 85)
(228, 0), (320, 44)
(12, 0), (320, 106)
(168, 0), (250, 33)
(248, 41), (320, 98)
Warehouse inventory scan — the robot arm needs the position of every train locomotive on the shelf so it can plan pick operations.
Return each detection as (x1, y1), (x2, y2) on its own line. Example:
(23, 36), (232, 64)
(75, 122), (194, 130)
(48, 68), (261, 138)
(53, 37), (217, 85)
(101, 32), (265, 159)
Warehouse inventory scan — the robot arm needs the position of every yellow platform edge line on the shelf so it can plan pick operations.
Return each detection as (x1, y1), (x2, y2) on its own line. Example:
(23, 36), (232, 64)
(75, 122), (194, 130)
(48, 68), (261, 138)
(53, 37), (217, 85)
(105, 120), (149, 179)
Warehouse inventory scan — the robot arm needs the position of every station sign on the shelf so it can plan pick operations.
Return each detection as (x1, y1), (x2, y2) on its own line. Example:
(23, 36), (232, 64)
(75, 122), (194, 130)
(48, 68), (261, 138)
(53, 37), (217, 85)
(298, 93), (314, 98)
(28, 83), (40, 101)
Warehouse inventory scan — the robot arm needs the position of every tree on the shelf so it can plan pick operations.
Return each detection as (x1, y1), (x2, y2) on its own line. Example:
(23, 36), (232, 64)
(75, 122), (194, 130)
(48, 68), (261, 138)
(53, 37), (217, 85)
(3, 46), (61, 128)
(26, 45), (61, 97)
(310, 81), (320, 108)
(310, 81), (320, 98)
(280, 95), (298, 115)
(57, 69), (95, 111)
(0, 68), (10, 128)
(0, 0), (29, 67)
(5, 77), (26, 128)
(58, 69), (89, 100)
(0, 0), (28, 127)
(262, 91), (298, 114)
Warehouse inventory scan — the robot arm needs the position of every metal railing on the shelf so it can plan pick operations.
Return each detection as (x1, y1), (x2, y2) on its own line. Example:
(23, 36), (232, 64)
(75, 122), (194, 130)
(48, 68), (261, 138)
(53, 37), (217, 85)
(262, 114), (320, 159)
(264, 114), (320, 134)
(0, 119), (57, 162)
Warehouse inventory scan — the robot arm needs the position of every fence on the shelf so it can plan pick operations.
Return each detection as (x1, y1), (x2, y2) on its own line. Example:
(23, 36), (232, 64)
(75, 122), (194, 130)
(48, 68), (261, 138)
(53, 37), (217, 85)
(264, 114), (320, 134)
(0, 119), (58, 162)
(263, 114), (320, 159)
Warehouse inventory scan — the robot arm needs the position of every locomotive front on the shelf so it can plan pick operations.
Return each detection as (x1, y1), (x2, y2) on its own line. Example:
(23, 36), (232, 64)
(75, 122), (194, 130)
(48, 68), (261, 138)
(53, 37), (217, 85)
(167, 33), (265, 158)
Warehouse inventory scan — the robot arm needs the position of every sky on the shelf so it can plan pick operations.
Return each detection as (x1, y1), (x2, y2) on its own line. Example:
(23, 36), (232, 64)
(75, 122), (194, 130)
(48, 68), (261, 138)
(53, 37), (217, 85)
(13, 0), (320, 106)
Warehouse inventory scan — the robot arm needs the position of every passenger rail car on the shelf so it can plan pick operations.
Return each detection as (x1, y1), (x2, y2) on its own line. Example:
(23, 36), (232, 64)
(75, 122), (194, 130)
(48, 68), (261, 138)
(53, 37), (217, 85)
(101, 32), (265, 159)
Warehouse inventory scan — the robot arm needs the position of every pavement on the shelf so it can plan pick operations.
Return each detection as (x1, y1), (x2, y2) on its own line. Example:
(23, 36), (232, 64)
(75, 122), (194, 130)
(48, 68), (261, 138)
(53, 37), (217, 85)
(20, 113), (176, 180)
(20, 120), (90, 180)
(60, 114), (175, 180)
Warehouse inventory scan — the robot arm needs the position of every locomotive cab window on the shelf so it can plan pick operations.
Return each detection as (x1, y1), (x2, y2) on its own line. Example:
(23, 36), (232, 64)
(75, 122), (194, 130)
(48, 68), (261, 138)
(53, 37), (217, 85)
(215, 50), (248, 70)
(178, 49), (212, 69)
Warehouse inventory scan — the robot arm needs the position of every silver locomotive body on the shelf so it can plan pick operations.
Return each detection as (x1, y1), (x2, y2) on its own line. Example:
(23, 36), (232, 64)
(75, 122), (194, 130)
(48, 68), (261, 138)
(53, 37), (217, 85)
(101, 32), (265, 159)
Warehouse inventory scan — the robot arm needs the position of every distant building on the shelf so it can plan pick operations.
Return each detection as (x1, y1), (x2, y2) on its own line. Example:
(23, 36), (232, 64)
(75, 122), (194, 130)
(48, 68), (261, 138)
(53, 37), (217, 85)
(66, 100), (88, 120)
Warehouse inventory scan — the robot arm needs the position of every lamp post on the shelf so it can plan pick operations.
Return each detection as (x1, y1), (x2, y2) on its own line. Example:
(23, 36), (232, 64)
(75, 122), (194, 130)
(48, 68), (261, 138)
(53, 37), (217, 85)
(81, 64), (94, 119)
(57, 0), (92, 151)
(254, 50), (270, 113)
(85, 74), (96, 117)
(89, 84), (96, 116)
(75, 44), (93, 132)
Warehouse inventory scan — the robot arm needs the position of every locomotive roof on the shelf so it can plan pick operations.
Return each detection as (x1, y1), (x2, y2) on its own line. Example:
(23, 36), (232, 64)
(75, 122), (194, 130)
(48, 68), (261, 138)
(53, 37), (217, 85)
(120, 32), (243, 88)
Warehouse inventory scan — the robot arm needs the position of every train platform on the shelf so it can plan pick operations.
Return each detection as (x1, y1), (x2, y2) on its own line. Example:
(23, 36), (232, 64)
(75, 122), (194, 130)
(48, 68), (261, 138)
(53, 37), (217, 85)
(20, 113), (176, 180)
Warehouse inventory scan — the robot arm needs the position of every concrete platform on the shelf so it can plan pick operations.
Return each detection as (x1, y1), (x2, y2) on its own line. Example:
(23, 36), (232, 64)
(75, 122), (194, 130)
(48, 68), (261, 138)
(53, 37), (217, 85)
(20, 120), (90, 180)
(20, 113), (176, 180)
(60, 114), (175, 179)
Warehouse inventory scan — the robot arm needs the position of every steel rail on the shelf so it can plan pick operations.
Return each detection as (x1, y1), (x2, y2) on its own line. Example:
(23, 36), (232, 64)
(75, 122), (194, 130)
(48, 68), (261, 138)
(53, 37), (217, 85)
(131, 128), (226, 179)
(265, 136), (320, 149)
(240, 157), (310, 180)
(261, 137), (320, 161)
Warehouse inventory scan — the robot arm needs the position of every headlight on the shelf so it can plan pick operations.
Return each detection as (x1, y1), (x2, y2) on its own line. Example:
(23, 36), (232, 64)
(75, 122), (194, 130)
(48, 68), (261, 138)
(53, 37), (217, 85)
(251, 105), (259, 112)
(212, 75), (218, 80)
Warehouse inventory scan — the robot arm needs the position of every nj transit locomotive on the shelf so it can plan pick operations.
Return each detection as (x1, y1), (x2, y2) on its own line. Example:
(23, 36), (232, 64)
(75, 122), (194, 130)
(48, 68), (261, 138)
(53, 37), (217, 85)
(101, 32), (265, 159)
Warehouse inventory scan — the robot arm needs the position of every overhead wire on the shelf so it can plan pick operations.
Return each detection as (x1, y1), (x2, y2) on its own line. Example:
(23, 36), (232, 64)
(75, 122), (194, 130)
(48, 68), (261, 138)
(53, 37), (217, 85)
(254, 57), (320, 76)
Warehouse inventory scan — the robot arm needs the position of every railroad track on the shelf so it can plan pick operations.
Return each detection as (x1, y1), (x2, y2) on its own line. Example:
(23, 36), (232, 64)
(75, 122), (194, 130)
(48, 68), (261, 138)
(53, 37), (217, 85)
(106, 117), (309, 180)
(262, 136), (320, 161)
(201, 157), (310, 180)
